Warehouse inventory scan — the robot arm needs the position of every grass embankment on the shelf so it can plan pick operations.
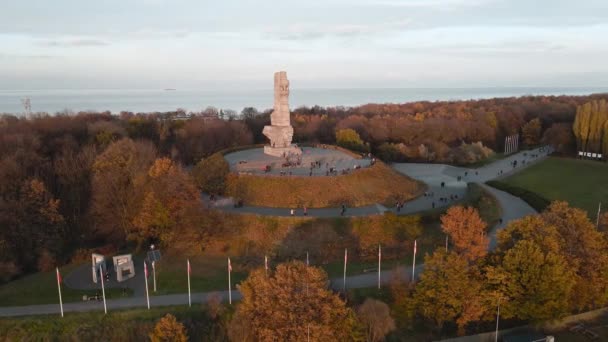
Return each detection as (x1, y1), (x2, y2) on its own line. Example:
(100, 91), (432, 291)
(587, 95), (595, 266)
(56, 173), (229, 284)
(0, 305), (218, 341)
(225, 162), (425, 208)
(0, 264), (133, 306)
(145, 184), (499, 294)
(0, 185), (499, 305)
(488, 157), (608, 217)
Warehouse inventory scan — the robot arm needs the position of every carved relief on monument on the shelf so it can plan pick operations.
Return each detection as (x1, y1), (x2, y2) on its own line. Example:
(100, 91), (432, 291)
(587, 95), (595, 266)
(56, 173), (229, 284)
(263, 71), (302, 157)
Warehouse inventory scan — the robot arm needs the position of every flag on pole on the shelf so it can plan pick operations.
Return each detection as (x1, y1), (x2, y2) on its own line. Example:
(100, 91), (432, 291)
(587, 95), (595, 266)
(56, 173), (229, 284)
(144, 262), (150, 309)
(100, 265), (107, 314)
(378, 244), (381, 289)
(265, 255), (268, 272)
(343, 248), (348, 292)
(152, 261), (156, 292)
(306, 251), (309, 266)
(187, 259), (191, 307)
(412, 240), (417, 282)
(56, 267), (64, 317)
(228, 257), (232, 304)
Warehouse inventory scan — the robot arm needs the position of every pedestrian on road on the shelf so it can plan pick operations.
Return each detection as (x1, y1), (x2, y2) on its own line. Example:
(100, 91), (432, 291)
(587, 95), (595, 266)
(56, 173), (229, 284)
(290, 209), (295, 216)
(432, 202), (435, 209)
(303, 207), (308, 216)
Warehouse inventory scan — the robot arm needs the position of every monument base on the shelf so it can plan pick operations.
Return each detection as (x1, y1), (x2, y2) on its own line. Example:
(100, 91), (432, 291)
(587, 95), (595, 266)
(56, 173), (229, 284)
(264, 145), (302, 158)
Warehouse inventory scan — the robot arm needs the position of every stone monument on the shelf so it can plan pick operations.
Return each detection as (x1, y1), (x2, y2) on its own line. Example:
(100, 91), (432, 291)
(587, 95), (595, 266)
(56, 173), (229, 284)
(263, 71), (302, 158)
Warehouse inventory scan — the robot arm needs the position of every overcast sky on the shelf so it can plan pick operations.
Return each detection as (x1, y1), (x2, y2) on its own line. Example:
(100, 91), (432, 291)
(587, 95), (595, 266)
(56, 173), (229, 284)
(1, 0), (607, 89)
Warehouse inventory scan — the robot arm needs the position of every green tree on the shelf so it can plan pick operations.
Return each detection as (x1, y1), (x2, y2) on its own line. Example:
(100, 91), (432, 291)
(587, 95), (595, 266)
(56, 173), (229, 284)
(229, 261), (357, 342)
(149, 313), (188, 342)
(521, 118), (542, 147)
(413, 251), (486, 335)
(191, 152), (230, 195)
(336, 128), (368, 152)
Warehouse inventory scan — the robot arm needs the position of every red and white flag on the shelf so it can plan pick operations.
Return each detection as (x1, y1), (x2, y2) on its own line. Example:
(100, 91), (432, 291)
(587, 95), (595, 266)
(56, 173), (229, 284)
(228, 258), (232, 272)
(56, 268), (62, 284)
(414, 240), (417, 255)
(264, 255), (268, 271)
(144, 261), (148, 278)
(344, 248), (348, 264)
(187, 259), (191, 275)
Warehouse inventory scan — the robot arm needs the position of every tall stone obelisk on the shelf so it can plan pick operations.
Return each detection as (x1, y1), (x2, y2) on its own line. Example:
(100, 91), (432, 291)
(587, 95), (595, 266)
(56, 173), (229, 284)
(263, 71), (302, 157)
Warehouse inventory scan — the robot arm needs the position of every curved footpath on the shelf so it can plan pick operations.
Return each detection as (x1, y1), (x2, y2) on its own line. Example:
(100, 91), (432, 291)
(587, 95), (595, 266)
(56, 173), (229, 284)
(0, 148), (547, 317)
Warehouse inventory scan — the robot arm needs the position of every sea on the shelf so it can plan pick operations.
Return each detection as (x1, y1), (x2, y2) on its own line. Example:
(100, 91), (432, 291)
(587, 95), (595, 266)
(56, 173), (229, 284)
(1, 87), (607, 115)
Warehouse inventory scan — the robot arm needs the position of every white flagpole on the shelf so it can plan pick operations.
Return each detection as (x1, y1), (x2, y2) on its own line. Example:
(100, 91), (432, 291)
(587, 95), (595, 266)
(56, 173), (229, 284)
(100, 266), (107, 314)
(445, 235), (448, 252)
(306, 251), (309, 266)
(152, 261), (156, 293)
(228, 258), (232, 304)
(187, 259), (191, 307)
(343, 248), (347, 292)
(56, 268), (63, 317)
(412, 240), (417, 281)
(597, 202), (602, 228)
(144, 262), (150, 309)
(265, 255), (268, 276)
(495, 298), (501, 342)
(377, 245), (381, 289)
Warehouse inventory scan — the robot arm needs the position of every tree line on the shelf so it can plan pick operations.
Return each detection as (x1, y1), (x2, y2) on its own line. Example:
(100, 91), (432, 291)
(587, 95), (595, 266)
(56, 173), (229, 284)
(0, 93), (606, 281)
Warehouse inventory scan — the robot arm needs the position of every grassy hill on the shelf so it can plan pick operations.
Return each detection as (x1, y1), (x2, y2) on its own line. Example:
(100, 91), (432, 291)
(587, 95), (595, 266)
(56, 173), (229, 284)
(225, 162), (425, 208)
(496, 157), (608, 218)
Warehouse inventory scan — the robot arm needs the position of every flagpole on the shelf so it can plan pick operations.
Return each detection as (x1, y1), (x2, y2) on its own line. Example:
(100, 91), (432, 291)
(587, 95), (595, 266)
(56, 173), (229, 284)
(445, 235), (448, 252)
(152, 261), (156, 293)
(597, 202), (602, 228)
(265, 255), (268, 276)
(306, 251), (309, 266)
(228, 258), (232, 304)
(187, 259), (191, 307)
(412, 240), (417, 282)
(56, 268), (63, 317)
(343, 248), (347, 292)
(378, 245), (381, 289)
(495, 298), (501, 342)
(100, 265), (107, 314)
(144, 262), (150, 309)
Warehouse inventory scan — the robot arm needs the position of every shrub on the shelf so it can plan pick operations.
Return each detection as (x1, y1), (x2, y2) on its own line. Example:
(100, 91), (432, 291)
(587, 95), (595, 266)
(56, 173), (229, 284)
(486, 180), (551, 212)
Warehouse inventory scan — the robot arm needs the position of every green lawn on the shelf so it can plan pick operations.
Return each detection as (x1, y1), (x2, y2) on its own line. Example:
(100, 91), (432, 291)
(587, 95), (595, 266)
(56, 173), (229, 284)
(0, 305), (215, 341)
(0, 264), (133, 306)
(499, 157), (608, 218)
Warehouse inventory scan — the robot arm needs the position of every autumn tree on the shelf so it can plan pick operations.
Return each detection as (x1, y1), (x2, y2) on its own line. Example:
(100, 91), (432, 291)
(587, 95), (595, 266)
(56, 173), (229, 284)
(131, 158), (208, 250)
(149, 314), (188, 342)
(412, 251), (486, 335)
(440, 206), (488, 261)
(336, 128), (368, 152)
(541, 123), (575, 154)
(90, 138), (156, 243)
(0, 179), (65, 272)
(229, 261), (357, 341)
(540, 201), (608, 310)
(191, 152), (230, 195)
(573, 99), (608, 153)
(485, 240), (574, 322)
(521, 118), (542, 147)
(356, 299), (396, 342)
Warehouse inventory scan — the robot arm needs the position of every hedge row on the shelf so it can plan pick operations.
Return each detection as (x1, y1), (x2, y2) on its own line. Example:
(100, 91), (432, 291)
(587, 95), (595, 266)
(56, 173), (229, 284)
(485, 180), (551, 212)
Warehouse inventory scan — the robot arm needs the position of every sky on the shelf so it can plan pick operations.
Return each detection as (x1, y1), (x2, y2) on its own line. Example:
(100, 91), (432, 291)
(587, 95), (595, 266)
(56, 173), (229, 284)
(0, 0), (607, 90)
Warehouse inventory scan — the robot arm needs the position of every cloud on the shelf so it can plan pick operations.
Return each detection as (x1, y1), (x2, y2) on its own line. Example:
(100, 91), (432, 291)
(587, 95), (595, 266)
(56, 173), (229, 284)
(344, 0), (495, 9)
(0, 53), (57, 59)
(270, 20), (411, 41)
(38, 38), (109, 47)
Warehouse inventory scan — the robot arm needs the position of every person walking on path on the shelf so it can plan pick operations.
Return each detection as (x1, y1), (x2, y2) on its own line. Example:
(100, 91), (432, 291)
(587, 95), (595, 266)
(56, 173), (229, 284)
(290, 209), (295, 216)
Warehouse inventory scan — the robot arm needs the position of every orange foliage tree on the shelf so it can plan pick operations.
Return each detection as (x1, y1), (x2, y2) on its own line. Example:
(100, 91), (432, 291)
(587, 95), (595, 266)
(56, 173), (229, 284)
(440, 206), (488, 261)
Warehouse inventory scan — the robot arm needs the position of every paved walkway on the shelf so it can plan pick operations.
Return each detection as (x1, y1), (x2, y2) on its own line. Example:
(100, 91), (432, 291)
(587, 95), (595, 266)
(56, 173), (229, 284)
(211, 146), (550, 218)
(0, 147), (549, 317)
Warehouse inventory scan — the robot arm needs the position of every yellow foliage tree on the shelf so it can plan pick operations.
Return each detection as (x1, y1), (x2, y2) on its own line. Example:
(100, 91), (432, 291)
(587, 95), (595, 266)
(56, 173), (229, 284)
(149, 314), (188, 342)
